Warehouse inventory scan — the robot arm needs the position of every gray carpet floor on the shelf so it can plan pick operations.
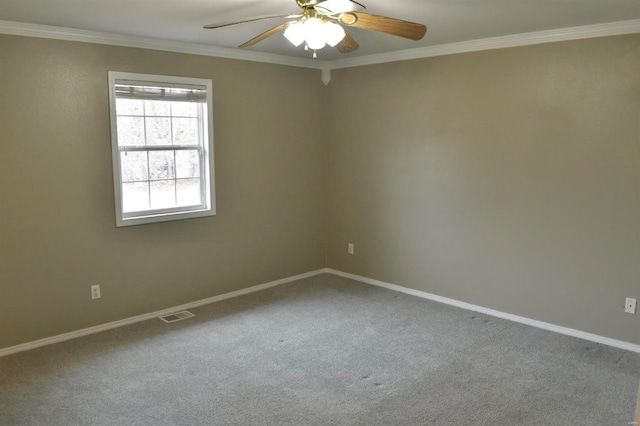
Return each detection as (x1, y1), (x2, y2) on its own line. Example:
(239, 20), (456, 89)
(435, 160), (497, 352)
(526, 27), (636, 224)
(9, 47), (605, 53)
(1, 274), (639, 425)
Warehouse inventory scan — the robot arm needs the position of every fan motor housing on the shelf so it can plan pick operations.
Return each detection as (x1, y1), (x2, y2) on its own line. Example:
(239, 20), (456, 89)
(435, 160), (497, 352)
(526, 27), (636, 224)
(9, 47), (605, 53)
(297, 0), (321, 8)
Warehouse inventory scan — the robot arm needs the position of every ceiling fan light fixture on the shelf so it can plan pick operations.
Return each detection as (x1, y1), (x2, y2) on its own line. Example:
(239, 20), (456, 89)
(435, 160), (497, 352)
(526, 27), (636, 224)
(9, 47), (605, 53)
(283, 15), (346, 52)
(206, 0), (426, 57)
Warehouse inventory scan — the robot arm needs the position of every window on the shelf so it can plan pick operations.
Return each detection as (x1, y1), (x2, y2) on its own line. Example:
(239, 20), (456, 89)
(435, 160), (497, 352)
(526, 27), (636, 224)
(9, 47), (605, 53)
(108, 72), (215, 227)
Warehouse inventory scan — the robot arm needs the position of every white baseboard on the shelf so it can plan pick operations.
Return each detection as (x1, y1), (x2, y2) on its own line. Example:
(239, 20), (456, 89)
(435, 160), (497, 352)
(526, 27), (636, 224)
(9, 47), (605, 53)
(0, 269), (326, 357)
(326, 268), (640, 354)
(3, 267), (638, 357)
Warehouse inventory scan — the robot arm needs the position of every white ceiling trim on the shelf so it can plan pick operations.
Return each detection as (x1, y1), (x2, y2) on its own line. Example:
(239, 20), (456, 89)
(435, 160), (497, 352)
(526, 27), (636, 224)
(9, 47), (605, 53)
(0, 19), (638, 73)
(0, 20), (323, 70)
(327, 19), (640, 69)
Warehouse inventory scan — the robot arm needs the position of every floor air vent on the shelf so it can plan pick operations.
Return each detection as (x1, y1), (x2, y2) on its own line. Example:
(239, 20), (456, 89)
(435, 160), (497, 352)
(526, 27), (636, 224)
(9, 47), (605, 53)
(159, 311), (195, 323)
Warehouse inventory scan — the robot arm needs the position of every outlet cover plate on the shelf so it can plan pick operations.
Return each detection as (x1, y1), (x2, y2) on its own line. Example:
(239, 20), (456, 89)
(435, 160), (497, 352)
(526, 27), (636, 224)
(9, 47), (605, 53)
(91, 285), (101, 300)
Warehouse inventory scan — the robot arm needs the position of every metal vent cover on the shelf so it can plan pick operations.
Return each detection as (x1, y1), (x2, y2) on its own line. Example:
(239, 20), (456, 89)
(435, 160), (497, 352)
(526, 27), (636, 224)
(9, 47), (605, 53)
(159, 311), (195, 323)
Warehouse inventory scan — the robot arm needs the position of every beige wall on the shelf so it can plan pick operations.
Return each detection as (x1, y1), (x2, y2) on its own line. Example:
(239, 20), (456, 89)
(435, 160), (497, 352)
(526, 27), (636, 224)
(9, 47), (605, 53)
(2, 33), (639, 350)
(327, 35), (640, 344)
(0, 35), (328, 349)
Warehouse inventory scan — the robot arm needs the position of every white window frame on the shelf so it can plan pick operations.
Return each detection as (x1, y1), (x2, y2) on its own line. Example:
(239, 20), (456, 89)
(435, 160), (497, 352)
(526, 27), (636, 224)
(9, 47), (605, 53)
(108, 72), (216, 227)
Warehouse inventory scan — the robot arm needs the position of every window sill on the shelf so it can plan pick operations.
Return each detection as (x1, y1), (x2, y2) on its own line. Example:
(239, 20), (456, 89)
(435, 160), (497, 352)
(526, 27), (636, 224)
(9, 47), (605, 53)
(116, 207), (216, 227)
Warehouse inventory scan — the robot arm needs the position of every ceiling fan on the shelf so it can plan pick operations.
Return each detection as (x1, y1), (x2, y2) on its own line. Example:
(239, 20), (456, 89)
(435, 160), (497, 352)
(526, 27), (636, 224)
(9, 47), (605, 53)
(204, 0), (427, 58)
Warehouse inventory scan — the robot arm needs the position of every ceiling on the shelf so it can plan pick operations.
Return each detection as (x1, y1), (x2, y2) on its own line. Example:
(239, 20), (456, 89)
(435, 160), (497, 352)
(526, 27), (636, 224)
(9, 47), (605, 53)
(0, 0), (638, 61)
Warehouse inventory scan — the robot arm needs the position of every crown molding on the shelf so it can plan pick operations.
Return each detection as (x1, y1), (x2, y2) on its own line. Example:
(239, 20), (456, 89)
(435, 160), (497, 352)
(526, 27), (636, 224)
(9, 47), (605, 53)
(0, 19), (638, 73)
(0, 20), (323, 70)
(326, 19), (640, 69)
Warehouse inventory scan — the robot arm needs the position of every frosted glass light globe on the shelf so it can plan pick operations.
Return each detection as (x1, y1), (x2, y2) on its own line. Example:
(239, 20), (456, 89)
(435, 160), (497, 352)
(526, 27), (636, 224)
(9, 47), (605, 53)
(324, 21), (346, 47)
(304, 18), (327, 50)
(284, 22), (306, 47)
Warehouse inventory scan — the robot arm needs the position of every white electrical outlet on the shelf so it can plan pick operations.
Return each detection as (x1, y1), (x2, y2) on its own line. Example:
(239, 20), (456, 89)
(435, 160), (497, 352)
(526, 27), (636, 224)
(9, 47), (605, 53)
(348, 243), (354, 255)
(91, 285), (101, 300)
(624, 297), (636, 314)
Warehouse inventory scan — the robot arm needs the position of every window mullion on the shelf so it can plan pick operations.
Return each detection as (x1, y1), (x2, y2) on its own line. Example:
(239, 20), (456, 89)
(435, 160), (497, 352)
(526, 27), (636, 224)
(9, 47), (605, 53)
(198, 104), (206, 205)
(143, 100), (151, 209)
(170, 102), (178, 206)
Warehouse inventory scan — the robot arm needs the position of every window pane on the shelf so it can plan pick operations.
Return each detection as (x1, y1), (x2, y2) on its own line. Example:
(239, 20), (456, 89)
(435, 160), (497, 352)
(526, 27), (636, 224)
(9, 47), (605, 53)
(149, 151), (175, 180)
(117, 117), (145, 146)
(145, 117), (172, 146)
(171, 101), (198, 117)
(120, 151), (148, 182)
(122, 182), (149, 212)
(175, 150), (200, 178)
(150, 180), (176, 210)
(177, 179), (201, 207)
(172, 117), (199, 145)
(144, 100), (170, 116)
(116, 99), (143, 116)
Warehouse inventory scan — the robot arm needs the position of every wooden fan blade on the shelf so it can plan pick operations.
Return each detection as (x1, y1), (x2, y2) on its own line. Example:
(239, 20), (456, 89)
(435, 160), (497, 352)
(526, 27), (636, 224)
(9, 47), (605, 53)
(240, 23), (289, 48)
(336, 32), (359, 54)
(341, 12), (427, 41)
(204, 15), (295, 29)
